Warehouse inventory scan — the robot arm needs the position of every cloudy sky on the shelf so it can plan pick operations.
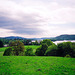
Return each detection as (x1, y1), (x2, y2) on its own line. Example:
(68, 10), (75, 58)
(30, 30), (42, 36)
(0, 0), (75, 38)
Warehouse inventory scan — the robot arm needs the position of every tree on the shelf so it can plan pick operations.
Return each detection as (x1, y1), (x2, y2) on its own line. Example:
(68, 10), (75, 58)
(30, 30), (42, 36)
(34, 40), (39, 45)
(57, 42), (73, 57)
(0, 40), (3, 47)
(25, 47), (34, 56)
(3, 48), (12, 56)
(23, 40), (31, 45)
(35, 43), (48, 56)
(45, 45), (58, 56)
(4, 40), (25, 56)
(57, 43), (64, 56)
(71, 42), (75, 57)
(41, 39), (53, 46)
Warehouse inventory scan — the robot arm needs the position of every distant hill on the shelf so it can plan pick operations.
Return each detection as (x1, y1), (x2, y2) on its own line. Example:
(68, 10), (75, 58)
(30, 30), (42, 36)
(0, 34), (75, 40)
(40, 35), (75, 41)
(3, 36), (26, 40)
(55, 34), (75, 40)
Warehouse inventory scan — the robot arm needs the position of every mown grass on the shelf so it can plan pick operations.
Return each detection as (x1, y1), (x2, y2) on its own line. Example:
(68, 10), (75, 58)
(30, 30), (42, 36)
(0, 56), (75, 75)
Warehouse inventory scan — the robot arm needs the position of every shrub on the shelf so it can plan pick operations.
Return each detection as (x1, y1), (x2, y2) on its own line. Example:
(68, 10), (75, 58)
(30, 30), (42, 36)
(3, 48), (12, 56)
(41, 39), (53, 46)
(65, 54), (71, 58)
(57, 42), (74, 57)
(3, 40), (25, 56)
(35, 43), (48, 56)
(45, 45), (58, 56)
(71, 42), (75, 57)
(25, 47), (34, 56)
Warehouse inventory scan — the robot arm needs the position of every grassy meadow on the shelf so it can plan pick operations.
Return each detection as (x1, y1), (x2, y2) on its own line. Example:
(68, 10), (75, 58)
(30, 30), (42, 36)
(0, 45), (75, 75)
(0, 56), (75, 75)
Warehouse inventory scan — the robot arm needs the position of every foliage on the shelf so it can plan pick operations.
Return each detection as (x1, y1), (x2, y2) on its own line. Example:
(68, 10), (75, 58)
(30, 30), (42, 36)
(23, 39), (32, 45)
(3, 40), (25, 56)
(0, 45), (39, 56)
(65, 54), (71, 58)
(3, 48), (12, 56)
(57, 43), (64, 56)
(25, 47), (34, 56)
(71, 42), (75, 57)
(36, 43), (48, 56)
(0, 40), (4, 47)
(45, 45), (58, 56)
(32, 40), (40, 45)
(1, 40), (75, 57)
(41, 39), (53, 46)
(57, 42), (74, 57)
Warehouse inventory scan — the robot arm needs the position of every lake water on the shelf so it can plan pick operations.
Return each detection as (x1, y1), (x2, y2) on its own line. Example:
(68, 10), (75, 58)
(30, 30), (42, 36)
(53, 40), (75, 45)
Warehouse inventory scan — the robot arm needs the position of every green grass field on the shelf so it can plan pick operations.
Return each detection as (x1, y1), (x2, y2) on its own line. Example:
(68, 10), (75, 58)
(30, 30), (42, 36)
(0, 45), (75, 75)
(0, 47), (7, 56)
(0, 56), (75, 75)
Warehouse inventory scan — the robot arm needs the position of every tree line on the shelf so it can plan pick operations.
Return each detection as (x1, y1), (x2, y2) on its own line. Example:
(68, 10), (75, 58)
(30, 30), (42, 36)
(2, 39), (75, 58)
(0, 38), (40, 46)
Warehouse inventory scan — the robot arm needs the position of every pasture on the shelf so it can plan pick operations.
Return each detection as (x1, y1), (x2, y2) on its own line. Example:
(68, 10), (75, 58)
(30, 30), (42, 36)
(0, 56), (75, 75)
(0, 45), (75, 75)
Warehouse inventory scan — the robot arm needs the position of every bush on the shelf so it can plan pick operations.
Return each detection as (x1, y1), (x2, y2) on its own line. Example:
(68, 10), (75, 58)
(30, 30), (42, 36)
(3, 40), (25, 56)
(57, 42), (74, 57)
(45, 45), (58, 56)
(71, 42), (75, 57)
(41, 39), (53, 46)
(65, 54), (71, 58)
(10, 40), (25, 56)
(35, 43), (48, 56)
(25, 47), (34, 56)
(57, 43), (64, 56)
(3, 48), (12, 56)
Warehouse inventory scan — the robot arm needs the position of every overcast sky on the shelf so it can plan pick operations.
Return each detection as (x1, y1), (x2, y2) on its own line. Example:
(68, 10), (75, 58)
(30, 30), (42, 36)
(0, 0), (75, 38)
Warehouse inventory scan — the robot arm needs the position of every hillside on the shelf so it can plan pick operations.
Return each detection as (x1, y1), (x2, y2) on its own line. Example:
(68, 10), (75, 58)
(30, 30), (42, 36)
(55, 34), (75, 40)
(4, 36), (26, 39)
(0, 34), (75, 40)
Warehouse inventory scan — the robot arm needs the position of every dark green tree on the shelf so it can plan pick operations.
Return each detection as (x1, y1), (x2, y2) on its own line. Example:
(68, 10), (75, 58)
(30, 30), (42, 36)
(3, 48), (12, 56)
(36, 43), (48, 56)
(34, 40), (39, 45)
(57, 42), (73, 57)
(25, 47), (34, 56)
(71, 42), (75, 57)
(41, 39), (53, 46)
(0, 40), (4, 47)
(57, 43), (64, 56)
(4, 40), (25, 56)
(45, 44), (58, 56)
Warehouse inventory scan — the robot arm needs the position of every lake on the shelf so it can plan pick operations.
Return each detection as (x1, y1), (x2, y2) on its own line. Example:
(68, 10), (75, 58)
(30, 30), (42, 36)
(53, 40), (75, 45)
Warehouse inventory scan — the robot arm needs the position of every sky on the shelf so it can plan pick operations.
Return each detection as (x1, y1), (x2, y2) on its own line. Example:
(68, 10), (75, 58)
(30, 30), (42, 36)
(0, 0), (75, 38)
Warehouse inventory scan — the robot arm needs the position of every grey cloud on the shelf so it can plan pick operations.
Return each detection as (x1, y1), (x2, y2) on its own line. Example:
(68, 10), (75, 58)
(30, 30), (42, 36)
(0, 13), (44, 35)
